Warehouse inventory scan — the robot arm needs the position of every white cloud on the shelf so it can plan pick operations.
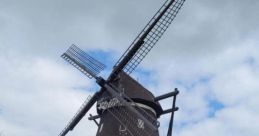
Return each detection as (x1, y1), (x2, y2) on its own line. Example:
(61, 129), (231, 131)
(177, 105), (259, 136)
(151, 41), (259, 136)
(0, 52), (98, 136)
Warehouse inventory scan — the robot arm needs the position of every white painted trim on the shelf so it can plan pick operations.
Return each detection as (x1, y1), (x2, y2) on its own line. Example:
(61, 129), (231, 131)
(131, 102), (157, 116)
(99, 123), (104, 133)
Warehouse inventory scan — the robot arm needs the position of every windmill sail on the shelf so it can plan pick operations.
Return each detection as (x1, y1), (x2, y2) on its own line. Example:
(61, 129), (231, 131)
(106, 105), (157, 136)
(105, 90), (160, 136)
(59, 95), (92, 136)
(96, 83), (159, 136)
(61, 44), (106, 79)
(113, 0), (185, 75)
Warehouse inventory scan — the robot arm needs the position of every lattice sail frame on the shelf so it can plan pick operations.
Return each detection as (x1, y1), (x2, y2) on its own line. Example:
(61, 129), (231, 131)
(61, 44), (106, 79)
(107, 106), (157, 136)
(102, 84), (160, 135)
(115, 0), (185, 74)
(59, 95), (92, 136)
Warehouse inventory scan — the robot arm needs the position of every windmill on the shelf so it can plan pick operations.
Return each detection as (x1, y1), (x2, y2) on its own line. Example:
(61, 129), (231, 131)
(59, 0), (185, 136)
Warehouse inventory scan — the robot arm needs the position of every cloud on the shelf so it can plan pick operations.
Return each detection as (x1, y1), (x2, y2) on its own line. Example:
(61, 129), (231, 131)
(177, 105), (259, 136)
(0, 52), (97, 136)
(151, 38), (259, 136)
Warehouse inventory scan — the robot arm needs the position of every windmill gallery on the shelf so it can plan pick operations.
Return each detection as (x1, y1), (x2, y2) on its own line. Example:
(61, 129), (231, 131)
(59, 0), (186, 136)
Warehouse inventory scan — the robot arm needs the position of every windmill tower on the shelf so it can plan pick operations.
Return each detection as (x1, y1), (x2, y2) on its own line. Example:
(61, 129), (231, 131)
(59, 0), (186, 136)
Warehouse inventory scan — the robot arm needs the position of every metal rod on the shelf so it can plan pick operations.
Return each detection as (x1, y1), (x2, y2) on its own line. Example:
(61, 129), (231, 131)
(154, 88), (179, 102)
(88, 114), (100, 120)
(89, 114), (99, 126)
(167, 93), (178, 136)
(162, 107), (179, 115)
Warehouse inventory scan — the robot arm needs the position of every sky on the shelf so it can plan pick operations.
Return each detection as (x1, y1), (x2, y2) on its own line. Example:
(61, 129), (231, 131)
(0, 0), (259, 136)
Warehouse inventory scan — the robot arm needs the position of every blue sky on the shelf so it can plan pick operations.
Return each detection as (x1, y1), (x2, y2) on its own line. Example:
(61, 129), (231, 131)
(1, 0), (259, 136)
